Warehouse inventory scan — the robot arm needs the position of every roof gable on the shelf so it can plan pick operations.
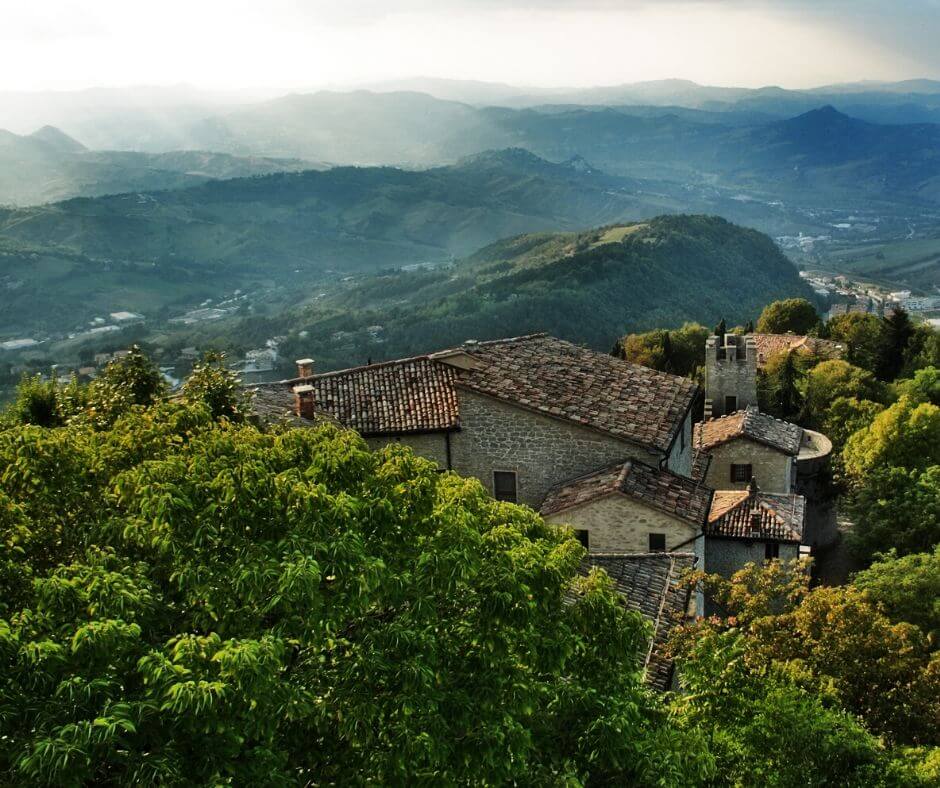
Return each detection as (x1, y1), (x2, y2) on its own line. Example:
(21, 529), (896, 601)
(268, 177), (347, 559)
(694, 405), (802, 455)
(707, 486), (805, 542)
(541, 459), (712, 527)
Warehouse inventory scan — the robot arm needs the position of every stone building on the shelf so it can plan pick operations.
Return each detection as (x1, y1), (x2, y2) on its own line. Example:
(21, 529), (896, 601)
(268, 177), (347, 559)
(251, 334), (700, 508)
(539, 459), (712, 557)
(693, 405), (802, 492)
(703, 481), (807, 603)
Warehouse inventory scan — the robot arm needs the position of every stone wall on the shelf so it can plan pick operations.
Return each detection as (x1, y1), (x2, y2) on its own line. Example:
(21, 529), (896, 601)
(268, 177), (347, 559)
(704, 537), (799, 613)
(705, 335), (758, 418)
(365, 432), (450, 468)
(704, 437), (793, 493)
(449, 389), (661, 508)
(543, 494), (698, 553)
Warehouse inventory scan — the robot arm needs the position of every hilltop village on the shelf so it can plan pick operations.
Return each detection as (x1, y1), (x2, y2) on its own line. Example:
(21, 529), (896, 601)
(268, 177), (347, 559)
(250, 329), (843, 688)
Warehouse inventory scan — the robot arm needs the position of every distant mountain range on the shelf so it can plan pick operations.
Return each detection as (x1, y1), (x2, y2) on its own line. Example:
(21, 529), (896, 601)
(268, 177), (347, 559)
(0, 126), (319, 206)
(0, 149), (700, 336)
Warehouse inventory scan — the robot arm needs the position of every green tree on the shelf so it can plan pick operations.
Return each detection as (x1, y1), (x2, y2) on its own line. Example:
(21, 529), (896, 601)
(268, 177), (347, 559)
(614, 322), (707, 379)
(681, 560), (940, 748)
(85, 346), (167, 429)
(822, 396), (885, 454)
(670, 628), (919, 787)
(756, 298), (819, 335)
(895, 366), (940, 407)
(853, 547), (940, 646)
(902, 325), (940, 376)
(181, 351), (253, 421)
(758, 349), (807, 420)
(848, 466), (940, 560)
(0, 404), (708, 785)
(802, 359), (885, 428)
(878, 308), (915, 381)
(829, 313), (885, 374)
(843, 397), (940, 482)
(7, 373), (60, 427)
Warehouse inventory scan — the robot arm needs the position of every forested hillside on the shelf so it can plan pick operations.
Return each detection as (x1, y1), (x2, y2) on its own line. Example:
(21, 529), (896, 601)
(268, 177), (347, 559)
(264, 215), (815, 371)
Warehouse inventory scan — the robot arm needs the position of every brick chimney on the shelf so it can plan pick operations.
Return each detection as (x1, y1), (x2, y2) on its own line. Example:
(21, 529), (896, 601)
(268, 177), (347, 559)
(293, 384), (315, 420)
(296, 357), (315, 379)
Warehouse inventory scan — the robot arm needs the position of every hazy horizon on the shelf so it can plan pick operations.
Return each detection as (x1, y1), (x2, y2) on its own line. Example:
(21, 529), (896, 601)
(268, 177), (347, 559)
(2, 1), (939, 93)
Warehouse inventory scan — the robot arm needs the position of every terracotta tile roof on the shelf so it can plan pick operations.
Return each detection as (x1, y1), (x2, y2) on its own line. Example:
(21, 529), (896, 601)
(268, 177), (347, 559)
(707, 485), (805, 543)
(691, 449), (712, 484)
(252, 356), (459, 436)
(251, 334), (699, 450)
(540, 459), (713, 527)
(751, 333), (844, 368)
(573, 552), (696, 691)
(693, 405), (803, 456)
(455, 334), (699, 453)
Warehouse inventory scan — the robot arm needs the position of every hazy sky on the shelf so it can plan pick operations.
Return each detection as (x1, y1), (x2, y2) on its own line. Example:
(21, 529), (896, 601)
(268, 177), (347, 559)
(2, 0), (938, 92)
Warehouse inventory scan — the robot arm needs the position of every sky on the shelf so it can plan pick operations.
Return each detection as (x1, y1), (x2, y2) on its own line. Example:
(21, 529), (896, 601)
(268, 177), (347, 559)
(1, 0), (939, 92)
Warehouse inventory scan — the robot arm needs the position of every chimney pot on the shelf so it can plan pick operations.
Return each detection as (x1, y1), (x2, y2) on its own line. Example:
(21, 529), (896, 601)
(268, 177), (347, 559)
(292, 383), (316, 420)
(296, 358), (315, 378)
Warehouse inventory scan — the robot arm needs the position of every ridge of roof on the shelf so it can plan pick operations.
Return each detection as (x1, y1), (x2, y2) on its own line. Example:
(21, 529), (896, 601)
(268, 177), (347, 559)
(694, 405), (802, 455)
(541, 458), (713, 527)
(706, 488), (805, 542)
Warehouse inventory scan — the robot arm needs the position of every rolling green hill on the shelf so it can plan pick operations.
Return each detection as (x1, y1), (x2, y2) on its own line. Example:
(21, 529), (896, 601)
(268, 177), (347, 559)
(266, 215), (817, 372)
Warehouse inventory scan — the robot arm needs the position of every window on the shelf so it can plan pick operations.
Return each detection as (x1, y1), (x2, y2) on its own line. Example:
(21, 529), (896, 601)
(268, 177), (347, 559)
(731, 463), (753, 483)
(649, 533), (666, 552)
(765, 542), (780, 561)
(724, 395), (738, 414)
(574, 529), (589, 549)
(493, 471), (518, 503)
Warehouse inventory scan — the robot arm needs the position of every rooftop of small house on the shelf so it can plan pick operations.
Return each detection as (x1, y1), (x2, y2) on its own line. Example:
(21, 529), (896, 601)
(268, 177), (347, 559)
(571, 552), (696, 691)
(250, 334), (700, 453)
(694, 405), (803, 456)
(750, 333), (845, 366)
(540, 458), (713, 528)
(707, 482), (805, 543)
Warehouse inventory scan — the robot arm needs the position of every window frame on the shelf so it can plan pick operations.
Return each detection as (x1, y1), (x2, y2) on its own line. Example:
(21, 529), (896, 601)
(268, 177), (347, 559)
(724, 395), (738, 414)
(492, 470), (518, 503)
(730, 463), (753, 483)
(764, 542), (780, 561)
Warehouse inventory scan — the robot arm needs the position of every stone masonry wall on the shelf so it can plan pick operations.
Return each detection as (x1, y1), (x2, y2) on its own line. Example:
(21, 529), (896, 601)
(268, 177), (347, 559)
(449, 389), (661, 508)
(704, 437), (792, 493)
(365, 432), (450, 468)
(704, 538), (799, 613)
(705, 335), (758, 418)
(544, 494), (698, 553)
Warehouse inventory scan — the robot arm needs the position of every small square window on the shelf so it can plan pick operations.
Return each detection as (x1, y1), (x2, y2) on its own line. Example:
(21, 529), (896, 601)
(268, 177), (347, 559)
(725, 395), (738, 414)
(574, 529), (589, 549)
(493, 471), (518, 503)
(649, 533), (666, 552)
(731, 463), (753, 483)
(765, 542), (780, 561)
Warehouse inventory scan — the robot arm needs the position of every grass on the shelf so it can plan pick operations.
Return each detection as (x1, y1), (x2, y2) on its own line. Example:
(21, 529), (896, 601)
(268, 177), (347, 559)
(822, 236), (940, 292)
(593, 224), (648, 246)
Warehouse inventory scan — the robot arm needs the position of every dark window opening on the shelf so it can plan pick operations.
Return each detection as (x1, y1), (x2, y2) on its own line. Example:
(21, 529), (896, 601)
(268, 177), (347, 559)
(725, 395), (738, 413)
(765, 542), (780, 560)
(649, 533), (666, 552)
(574, 529), (589, 549)
(493, 471), (518, 503)
(731, 463), (753, 483)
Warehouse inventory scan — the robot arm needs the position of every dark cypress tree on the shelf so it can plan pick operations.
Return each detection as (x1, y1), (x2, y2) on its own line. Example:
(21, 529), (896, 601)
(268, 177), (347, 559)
(661, 332), (675, 374)
(714, 318), (727, 343)
(877, 308), (914, 382)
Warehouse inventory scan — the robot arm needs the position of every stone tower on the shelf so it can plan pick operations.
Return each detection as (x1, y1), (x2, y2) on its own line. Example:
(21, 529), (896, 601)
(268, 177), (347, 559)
(704, 334), (758, 420)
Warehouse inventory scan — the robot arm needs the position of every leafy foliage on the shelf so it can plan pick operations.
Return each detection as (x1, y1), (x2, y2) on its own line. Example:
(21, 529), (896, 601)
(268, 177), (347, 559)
(613, 322), (708, 379)
(677, 560), (940, 749)
(853, 547), (940, 647)
(180, 352), (252, 421)
(755, 298), (820, 335)
(802, 359), (885, 429)
(0, 394), (709, 785)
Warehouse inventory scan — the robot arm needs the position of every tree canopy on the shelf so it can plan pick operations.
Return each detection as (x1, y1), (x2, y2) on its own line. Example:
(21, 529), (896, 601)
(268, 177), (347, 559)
(755, 298), (819, 335)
